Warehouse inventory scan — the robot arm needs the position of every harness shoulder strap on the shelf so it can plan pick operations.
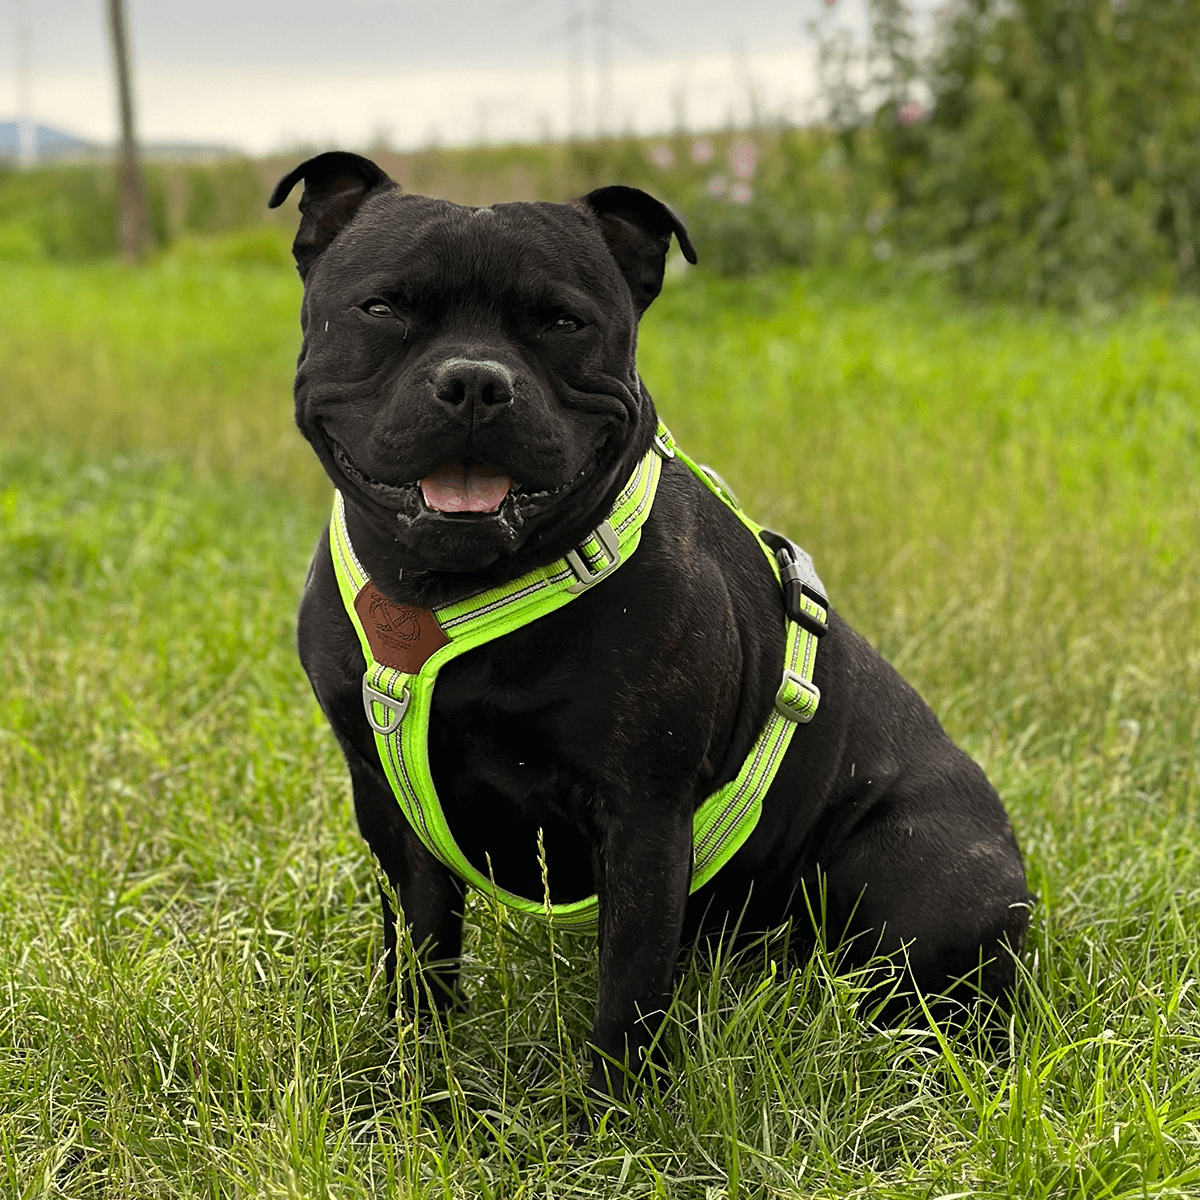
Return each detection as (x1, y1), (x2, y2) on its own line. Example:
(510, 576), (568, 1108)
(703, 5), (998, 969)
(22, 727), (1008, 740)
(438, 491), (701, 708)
(653, 428), (827, 889)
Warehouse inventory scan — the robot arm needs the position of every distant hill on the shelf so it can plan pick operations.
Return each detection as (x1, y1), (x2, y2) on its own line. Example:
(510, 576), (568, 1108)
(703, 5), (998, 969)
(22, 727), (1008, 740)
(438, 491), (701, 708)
(0, 122), (235, 164)
(0, 121), (96, 160)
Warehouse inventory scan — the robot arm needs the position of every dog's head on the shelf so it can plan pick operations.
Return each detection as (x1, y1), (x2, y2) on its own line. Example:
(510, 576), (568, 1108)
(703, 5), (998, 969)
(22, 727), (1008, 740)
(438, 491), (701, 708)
(270, 151), (695, 586)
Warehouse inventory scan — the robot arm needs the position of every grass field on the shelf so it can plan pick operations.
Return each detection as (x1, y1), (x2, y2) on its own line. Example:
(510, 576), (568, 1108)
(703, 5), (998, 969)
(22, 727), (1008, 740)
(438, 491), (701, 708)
(1, 241), (1199, 1198)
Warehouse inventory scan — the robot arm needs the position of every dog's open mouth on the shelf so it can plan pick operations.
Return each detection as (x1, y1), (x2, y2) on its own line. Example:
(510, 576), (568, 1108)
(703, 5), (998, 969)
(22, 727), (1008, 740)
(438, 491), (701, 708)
(329, 436), (593, 526)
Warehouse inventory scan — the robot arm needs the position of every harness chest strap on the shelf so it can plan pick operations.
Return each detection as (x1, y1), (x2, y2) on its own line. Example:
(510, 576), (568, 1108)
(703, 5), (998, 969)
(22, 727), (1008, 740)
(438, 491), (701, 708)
(330, 427), (828, 931)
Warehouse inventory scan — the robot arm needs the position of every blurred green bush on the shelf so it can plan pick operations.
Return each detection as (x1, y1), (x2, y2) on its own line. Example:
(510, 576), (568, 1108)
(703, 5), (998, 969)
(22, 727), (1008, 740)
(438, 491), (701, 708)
(857, 0), (1200, 303)
(0, 157), (264, 262)
(0, 163), (167, 260)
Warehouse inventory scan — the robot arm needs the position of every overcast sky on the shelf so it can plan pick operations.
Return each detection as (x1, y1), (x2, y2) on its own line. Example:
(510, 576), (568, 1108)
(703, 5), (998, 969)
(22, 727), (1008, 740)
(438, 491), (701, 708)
(0, 0), (867, 153)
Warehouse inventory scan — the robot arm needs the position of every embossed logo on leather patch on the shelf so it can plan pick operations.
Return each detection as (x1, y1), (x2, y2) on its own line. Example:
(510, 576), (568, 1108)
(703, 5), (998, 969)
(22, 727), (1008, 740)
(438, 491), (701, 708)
(354, 583), (449, 673)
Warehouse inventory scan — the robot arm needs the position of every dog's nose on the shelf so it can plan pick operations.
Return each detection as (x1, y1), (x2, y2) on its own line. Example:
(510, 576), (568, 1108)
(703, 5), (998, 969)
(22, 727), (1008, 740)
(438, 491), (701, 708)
(432, 358), (515, 409)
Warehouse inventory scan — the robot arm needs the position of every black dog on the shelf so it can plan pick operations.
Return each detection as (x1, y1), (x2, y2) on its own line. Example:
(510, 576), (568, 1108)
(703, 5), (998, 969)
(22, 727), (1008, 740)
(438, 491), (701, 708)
(269, 152), (1031, 1105)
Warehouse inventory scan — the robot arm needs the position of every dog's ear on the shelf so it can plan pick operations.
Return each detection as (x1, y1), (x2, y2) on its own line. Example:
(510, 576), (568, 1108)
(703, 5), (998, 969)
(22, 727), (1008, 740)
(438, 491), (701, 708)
(578, 186), (697, 315)
(268, 151), (396, 279)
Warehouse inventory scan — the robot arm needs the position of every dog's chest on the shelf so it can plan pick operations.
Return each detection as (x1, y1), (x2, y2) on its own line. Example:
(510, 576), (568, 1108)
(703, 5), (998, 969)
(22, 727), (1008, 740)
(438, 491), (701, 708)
(426, 647), (603, 904)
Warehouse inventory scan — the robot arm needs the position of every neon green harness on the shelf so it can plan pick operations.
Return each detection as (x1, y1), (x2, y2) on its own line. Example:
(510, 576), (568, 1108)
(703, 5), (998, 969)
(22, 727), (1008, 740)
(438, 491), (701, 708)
(330, 424), (828, 931)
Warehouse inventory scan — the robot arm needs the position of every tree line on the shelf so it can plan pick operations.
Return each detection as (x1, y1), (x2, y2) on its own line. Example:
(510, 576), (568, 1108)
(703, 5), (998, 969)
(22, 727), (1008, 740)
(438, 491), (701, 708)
(4, 0), (1197, 304)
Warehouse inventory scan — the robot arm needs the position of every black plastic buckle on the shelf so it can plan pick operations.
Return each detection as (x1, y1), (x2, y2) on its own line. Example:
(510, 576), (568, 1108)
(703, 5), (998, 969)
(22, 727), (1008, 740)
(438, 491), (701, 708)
(760, 530), (828, 639)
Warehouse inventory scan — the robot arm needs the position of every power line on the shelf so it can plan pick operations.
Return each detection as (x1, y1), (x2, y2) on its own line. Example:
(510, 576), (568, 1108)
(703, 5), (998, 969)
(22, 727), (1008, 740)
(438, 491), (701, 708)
(541, 0), (656, 139)
(15, 0), (36, 166)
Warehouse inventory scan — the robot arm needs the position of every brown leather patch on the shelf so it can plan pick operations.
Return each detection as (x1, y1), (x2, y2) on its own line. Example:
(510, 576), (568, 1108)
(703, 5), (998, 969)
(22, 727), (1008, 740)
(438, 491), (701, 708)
(354, 583), (450, 673)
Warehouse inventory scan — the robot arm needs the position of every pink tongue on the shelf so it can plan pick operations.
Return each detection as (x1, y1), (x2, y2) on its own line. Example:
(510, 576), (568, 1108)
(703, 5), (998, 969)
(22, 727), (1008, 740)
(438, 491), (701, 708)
(420, 462), (512, 513)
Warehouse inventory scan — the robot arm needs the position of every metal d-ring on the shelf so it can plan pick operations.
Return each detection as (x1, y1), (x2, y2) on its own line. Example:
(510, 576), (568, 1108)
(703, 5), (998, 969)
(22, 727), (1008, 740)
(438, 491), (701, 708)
(362, 676), (410, 734)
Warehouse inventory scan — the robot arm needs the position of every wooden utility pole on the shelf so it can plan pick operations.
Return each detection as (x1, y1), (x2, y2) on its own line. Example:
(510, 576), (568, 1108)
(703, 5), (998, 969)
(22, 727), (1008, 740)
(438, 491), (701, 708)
(106, 0), (149, 260)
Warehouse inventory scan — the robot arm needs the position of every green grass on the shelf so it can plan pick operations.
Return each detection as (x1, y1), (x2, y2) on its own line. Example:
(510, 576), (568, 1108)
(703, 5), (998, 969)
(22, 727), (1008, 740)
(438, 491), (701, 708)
(1, 245), (1198, 1197)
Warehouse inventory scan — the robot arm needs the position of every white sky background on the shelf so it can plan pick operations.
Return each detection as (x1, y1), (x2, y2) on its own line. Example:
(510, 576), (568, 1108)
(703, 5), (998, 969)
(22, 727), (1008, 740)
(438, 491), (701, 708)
(0, 0), (878, 154)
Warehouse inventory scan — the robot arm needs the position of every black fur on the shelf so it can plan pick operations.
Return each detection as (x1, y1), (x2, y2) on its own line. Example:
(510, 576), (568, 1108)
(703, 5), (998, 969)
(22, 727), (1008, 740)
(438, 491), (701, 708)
(271, 153), (1031, 1105)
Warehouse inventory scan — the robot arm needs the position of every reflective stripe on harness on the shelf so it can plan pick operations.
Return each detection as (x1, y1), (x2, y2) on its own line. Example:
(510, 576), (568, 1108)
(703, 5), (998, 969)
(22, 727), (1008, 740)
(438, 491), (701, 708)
(330, 423), (827, 932)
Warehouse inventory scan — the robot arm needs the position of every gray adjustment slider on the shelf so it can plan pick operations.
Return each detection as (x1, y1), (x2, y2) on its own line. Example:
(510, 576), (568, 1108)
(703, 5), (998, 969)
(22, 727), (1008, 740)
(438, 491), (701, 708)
(760, 530), (828, 639)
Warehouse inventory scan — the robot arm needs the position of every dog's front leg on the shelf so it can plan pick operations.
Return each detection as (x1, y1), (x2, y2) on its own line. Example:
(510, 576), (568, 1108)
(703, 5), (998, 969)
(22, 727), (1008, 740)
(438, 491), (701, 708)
(345, 753), (465, 1018)
(588, 803), (693, 1105)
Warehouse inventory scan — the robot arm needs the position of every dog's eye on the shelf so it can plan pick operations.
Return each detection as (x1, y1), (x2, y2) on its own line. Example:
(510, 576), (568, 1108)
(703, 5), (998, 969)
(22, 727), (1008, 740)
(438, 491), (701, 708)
(550, 315), (582, 333)
(361, 301), (408, 338)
